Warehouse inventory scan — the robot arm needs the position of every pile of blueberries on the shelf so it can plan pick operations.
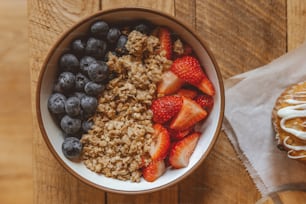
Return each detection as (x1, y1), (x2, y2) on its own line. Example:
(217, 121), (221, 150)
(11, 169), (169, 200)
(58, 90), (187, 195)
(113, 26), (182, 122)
(47, 20), (151, 160)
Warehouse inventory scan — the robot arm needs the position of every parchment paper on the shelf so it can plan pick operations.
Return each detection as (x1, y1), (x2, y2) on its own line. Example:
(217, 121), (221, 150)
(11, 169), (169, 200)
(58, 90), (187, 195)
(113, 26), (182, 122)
(223, 42), (306, 196)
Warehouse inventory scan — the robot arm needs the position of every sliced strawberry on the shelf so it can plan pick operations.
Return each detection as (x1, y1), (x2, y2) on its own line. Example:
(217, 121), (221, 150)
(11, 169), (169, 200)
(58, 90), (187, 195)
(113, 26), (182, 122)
(151, 95), (183, 124)
(169, 132), (200, 168)
(170, 56), (215, 96)
(170, 96), (207, 131)
(168, 127), (192, 141)
(177, 88), (197, 99)
(159, 27), (172, 60)
(149, 124), (171, 160)
(143, 159), (166, 182)
(194, 94), (214, 112)
(197, 76), (215, 96)
(157, 71), (184, 96)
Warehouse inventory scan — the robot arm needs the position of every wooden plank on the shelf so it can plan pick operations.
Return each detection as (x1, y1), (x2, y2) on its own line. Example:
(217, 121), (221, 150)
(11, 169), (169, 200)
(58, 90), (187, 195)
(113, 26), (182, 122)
(28, 1), (106, 204)
(176, 0), (262, 203)
(101, 0), (174, 12)
(174, 0), (196, 29)
(106, 186), (178, 204)
(287, 0), (306, 50)
(177, 0), (285, 203)
(0, 1), (32, 204)
(195, 0), (287, 79)
(101, 1), (178, 204)
(257, 191), (306, 204)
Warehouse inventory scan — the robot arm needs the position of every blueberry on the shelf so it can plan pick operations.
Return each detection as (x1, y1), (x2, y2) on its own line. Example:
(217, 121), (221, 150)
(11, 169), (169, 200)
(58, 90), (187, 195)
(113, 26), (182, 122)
(72, 92), (86, 100)
(75, 73), (89, 91)
(84, 81), (105, 96)
(59, 53), (79, 73)
(48, 93), (66, 114)
(134, 23), (151, 35)
(82, 119), (94, 133)
(80, 56), (97, 74)
(115, 35), (128, 55)
(107, 28), (121, 44)
(87, 61), (109, 83)
(85, 37), (107, 59)
(65, 96), (81, 117)
(81, 95), (97, 115)
(57, 72), (75, 92)
(60, 115), (81, 135)
(90, 21), (109, 38)
(71, 38), (86, 55)
(62, 137), (82, 159)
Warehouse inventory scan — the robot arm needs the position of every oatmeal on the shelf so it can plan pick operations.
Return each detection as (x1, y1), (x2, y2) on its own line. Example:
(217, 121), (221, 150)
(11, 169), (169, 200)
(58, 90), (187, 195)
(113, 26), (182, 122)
(81, 30), (172, 182)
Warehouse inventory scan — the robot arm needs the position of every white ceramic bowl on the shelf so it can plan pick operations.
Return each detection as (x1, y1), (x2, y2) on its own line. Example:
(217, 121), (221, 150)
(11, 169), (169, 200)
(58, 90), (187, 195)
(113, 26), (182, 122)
(36, 7), (224, 194)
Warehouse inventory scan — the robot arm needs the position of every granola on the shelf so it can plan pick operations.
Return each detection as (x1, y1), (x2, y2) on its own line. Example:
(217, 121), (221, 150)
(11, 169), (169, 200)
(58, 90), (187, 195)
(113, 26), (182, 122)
(81, 31), (172, 182)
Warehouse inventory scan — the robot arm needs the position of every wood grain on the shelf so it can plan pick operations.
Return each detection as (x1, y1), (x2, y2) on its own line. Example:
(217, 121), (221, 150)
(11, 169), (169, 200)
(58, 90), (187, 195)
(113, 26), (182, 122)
(107, 186), (178, 204)
(0, 1), (32, 204)
(27, 0), (306, 203)
(102, 0), (174, 13)
(287, 0), (306, 50)
(195, 0), (287, 79)
(256, 191), (306, 204)
(29, 1), (105, 204)
(174, 0), (196, 29)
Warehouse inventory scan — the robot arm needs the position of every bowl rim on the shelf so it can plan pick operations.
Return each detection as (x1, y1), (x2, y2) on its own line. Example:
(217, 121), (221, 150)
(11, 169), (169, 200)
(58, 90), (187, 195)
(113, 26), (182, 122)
(36, 7), (225, 194)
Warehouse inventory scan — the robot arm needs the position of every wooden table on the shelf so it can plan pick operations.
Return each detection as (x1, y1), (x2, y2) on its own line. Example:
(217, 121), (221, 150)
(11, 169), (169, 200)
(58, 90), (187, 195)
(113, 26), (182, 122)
(29, 1), (306, 203)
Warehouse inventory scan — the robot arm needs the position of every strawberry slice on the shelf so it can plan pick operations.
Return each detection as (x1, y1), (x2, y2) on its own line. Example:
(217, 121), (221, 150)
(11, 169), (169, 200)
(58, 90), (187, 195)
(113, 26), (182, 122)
(149, 124), (171, 160)
(197, 76), (215, 96)
(194, 94), (214, 112)
(170, 96), (207, 131)
(177, 88), (197, 99)
(169, 132), (200, 168)
(151, 95), (183, 124)
(159, 27), (172, 60)
(168, 127), (192, 141)
(170, 56), (215, 96)
(157, 71), (184, 96)
(143, 159), (166, 182)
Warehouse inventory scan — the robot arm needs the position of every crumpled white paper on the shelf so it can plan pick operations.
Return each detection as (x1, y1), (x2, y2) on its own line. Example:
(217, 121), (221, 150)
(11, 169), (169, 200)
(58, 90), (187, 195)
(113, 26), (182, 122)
(223, 42), (306, 196)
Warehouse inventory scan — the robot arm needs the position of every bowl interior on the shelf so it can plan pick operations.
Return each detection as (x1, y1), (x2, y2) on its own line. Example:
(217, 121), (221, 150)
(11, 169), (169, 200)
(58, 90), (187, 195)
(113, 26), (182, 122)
(38, 8), (224, 193)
